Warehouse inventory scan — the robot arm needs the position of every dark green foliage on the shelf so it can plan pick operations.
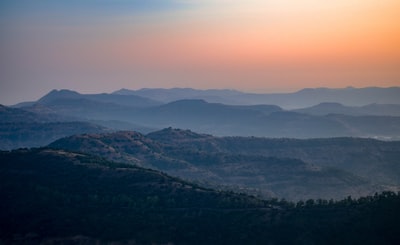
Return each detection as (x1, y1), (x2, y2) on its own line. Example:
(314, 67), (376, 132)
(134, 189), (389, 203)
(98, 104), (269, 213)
(49, 129), (400, 200)
(1, 149), (400, 244)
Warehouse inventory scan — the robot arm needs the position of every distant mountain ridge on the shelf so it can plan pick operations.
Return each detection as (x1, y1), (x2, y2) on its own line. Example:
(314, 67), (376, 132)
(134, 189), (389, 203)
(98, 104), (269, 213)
(38, 89), (162, 107)
(5, 86), (400, 142)
(113, 87), (243, 103)
(113, 86), (400, 108)
(131, 102), (400, 139)
(293, 102), (400, 116)
(8, 89), (400, 139)
(0, 105), (108, 150)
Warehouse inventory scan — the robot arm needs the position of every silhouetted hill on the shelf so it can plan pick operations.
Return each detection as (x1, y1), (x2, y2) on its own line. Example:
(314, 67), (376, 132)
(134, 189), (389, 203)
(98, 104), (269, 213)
(1, 148), (399, 244)
(132, 100), (281, 133)
(113, 87), (400, 108)
(39, 89), (161, 108)
(33, 97), (140, 121)
(293, 102), (359, 115)
(154, 99), (282, 116)
(0, 104), (66, 123)
(11, 88), (400, 139)
(0, 105), (108, 150)
(113, 87), (243, 103)
(0, 122), (107, 150)
(137, 105), (400, 138)
(49, 129), (400, 200)
(29, 89), (155, 121)
(361, 103), (400, 116)
(294, 102), (400, 116)
(17, 90), (162, 130)
(293, 87), (400, 107)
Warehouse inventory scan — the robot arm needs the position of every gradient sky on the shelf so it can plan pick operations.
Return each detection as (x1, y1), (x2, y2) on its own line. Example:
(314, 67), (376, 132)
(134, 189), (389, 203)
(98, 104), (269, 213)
(1, 0), (399, 104)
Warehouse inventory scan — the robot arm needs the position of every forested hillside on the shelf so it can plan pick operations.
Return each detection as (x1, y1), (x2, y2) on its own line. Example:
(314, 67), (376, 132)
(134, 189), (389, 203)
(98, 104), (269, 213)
(1, 148), (399, 244)
(49, 129), (400, 200)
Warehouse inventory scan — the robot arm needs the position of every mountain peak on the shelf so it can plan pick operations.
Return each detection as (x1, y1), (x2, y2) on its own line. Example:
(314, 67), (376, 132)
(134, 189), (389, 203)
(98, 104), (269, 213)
(48, 89), (80, 96)
(313, 102), (345, 108)
(38, 89), (81, 103)
(112, 88), (135, 95)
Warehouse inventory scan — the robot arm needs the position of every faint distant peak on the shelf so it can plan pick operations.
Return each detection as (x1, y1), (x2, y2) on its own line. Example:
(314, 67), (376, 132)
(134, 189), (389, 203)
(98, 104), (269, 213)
(38, 89), (81, 103)
(312, 102), (345, 108)
(112, 88), (135, 95)
(48, 89), (80, 96)
(296, 86), (400, 93)
(296, 87), (331, 93)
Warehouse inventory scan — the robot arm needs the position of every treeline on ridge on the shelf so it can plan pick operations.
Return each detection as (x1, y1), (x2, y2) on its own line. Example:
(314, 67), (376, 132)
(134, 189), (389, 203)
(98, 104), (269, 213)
(0, 148), (399, 244)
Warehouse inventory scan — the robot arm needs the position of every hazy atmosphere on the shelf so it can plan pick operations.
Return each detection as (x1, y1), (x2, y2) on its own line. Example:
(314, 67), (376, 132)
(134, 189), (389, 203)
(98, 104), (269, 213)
(2, 1), (400, 244)
(1, 0), (400, 104)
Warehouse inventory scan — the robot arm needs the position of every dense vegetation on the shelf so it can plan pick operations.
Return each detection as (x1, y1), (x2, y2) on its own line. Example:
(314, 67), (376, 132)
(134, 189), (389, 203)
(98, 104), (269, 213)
(49, 128), (400, 200)
(1, 148), (399, 244)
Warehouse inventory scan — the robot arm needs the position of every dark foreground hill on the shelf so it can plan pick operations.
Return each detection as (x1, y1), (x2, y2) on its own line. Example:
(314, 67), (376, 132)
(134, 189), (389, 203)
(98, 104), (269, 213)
(1, 148), (399, 244)
(49, 129), (400, 200)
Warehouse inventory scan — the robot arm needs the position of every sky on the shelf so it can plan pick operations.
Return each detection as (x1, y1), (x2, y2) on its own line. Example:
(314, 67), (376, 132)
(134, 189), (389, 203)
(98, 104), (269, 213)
(1, 0), (399, 104)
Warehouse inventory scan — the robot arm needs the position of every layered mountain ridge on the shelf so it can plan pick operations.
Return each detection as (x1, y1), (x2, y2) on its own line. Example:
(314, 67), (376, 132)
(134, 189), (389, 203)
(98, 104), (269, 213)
(49, 128), (400, 200)
(113, 86), (400, 108)
(6, 87), (400, 140)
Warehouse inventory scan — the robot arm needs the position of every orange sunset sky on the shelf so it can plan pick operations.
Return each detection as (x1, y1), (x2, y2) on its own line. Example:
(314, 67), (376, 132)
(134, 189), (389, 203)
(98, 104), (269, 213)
(0, 0), (399, 104)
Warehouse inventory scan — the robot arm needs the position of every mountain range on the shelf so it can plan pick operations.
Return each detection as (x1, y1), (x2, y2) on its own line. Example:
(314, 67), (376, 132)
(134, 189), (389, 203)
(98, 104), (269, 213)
(49, 128), (400, 200)
(5, 87), (400, 141)
(2, 86), (400, 244)
(293, 102), (400, 116)
(113, 86), (400, 108)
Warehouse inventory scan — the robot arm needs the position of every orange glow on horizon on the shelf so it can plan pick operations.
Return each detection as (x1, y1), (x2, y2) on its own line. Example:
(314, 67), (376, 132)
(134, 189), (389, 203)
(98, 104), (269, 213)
(95, 0), (400, 74)
(5, 0), (399, 94)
